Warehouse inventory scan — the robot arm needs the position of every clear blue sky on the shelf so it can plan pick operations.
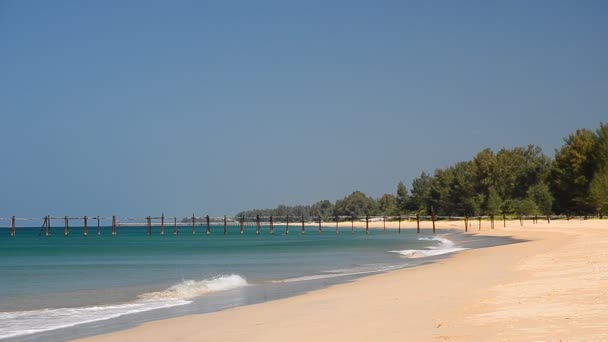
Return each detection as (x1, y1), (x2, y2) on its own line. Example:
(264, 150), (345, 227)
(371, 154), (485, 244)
(1, 1), (606, 218)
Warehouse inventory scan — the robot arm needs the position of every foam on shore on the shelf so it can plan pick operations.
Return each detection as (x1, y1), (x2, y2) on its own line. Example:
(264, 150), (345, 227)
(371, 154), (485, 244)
(0, 275), (248, 339)
(388, 236), (467, 258)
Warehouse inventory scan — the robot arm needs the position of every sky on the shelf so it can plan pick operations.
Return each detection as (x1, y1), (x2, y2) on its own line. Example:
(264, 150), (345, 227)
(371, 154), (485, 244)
(0, 1), (606, 219)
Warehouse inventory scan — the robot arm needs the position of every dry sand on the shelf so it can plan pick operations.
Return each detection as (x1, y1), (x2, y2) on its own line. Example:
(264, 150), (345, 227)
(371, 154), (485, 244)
(75, 219), (608, 341)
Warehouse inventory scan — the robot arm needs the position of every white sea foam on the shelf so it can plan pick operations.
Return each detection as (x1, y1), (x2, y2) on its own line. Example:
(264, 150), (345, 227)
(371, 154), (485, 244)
(274, 264), (408, 283)
(0, 274), (248, 340)
(138, 274), (249, 300)
(388, 236), (467, 258)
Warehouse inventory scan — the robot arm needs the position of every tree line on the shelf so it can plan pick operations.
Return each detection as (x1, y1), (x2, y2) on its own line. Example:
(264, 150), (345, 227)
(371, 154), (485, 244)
(236, 123), (608, 219)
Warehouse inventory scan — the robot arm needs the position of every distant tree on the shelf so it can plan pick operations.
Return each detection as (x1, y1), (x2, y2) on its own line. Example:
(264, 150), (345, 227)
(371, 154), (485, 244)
(334, 191), (378, 217)
(396, 181), (409, 214)
(589, 168), (608, 218)
(378, 194), (398, 215)
(310, 200), (334, 219)
(408, 172), (432, 213)
(512, 198), (538, 216)
(550, 129), (597, 214)
(527, 182), (554, 215)
(485, 187), (503, 216)
(593, 123), (608, 170)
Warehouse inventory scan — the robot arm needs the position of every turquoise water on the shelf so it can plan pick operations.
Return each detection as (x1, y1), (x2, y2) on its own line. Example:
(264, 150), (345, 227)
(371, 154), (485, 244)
(0, 225), (485, 341)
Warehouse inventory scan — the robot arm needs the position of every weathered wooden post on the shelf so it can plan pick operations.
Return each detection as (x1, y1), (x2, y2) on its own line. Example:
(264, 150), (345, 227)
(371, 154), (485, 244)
(10, 216), (16, 237)
(112, 215), (116, 235)
(256, 215), (261, 235)
(191, 214), (196, 235)
(383, 216), (386, 232)
(535, 215), (538, 224)
(547, 215), (550, 224)
(64, 216), (69, 237)
(503, 214), (506, 228)
(173, 217), (178, 235)
(270, 215), (275, 235)
(478, 216), (481, 231)
(147, 216), (152, 236)
(97, 216), (101, 235)
(335, 215), (339, 235)
(161, 213), (165, 236)
(432, 213), (436, 234)
(240, 215), (245, 234)
(224, 215), (227, 235)
(365, 215), (369, 234)
(351, 215), (354, 234)
(84, 216), (88, 236)
(491, 215), (494, 229)
(519, 216), (523, 226)
(464, 216), (468, 232)
(398, 215), (402, 234)
(206, 215), (211, 235)
(318, 215), (322, 233)
(416, 213), (420, 233)
(301, 214), (305, 234)
(285, 214), (290, 234)
(48, 215), (52, 236)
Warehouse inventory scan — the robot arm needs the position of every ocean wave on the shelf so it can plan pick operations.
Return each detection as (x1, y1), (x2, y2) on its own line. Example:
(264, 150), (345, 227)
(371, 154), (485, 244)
(387, 236), (467, 258)
(0, 274), (248, 339)
(138, 274), (249, 300)
(274, 264), (408, 283)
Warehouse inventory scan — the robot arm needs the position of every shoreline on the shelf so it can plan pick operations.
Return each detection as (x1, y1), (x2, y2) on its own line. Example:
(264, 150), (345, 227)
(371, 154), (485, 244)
(73, 219), (608, 341)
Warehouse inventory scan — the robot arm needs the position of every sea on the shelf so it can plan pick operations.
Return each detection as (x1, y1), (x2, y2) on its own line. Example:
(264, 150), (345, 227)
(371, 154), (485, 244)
(0, 224), (517, 341)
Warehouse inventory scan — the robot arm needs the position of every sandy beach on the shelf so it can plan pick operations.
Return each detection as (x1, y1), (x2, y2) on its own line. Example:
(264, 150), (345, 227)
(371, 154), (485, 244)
(75, 219), (608, 341)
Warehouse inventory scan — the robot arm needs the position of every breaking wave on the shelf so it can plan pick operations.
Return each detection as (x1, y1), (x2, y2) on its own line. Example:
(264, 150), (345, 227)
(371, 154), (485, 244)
(388, 236), (467, 258)
(0, 274), (248, 339)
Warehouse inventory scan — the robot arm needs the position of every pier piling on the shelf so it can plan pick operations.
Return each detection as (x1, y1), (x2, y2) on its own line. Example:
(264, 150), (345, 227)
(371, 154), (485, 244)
(147, 216), (152, 236)
(285, 214), (290, 235)
(174, 217), (178, 235)
(256, 215), (261, 235)
(270, 215), (275, 235)
(335, 215), (339, 235)
(224, 215), (227, 235)
(351, 215), (354, 234)
(301, 215), (305, 234)
(398, 215), (401, 234)
(206, 215), (211, 235)
(10, 216), (15, 237)
(365, 215), (369, 235)
(240, 215), (245, 234)
(431, 212), (436, 234)
(97, 216), (101, 235)
(161, 213), (165, 236)
(318, 215), (322, 233)
(416, 213), (420, 233)
(64, 216), (69, 237)
(84, 216), (88, 236)
(112, 216), (116, 235)
(191, 214), (196, 235)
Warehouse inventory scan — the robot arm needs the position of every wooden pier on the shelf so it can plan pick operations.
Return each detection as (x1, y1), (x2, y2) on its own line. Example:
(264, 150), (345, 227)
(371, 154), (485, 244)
(2, 213), (592, 238)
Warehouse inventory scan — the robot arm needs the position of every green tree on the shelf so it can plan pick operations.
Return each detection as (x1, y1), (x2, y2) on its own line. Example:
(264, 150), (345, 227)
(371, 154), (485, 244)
(589, 168), (608, 217)
(378, 194), (398, 215)
(550, 129), (597, 214)
(485, 187), (503, 216)
(527, 182), (554, 215)
(334, 191), (378, 217)
(396, 181), (409, 214)
(512, 198), (538, 216)
(409, 172), (432, 213)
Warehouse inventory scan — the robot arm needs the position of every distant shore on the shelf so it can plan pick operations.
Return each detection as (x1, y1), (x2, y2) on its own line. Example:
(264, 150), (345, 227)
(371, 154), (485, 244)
(75, 219), (608, 341)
